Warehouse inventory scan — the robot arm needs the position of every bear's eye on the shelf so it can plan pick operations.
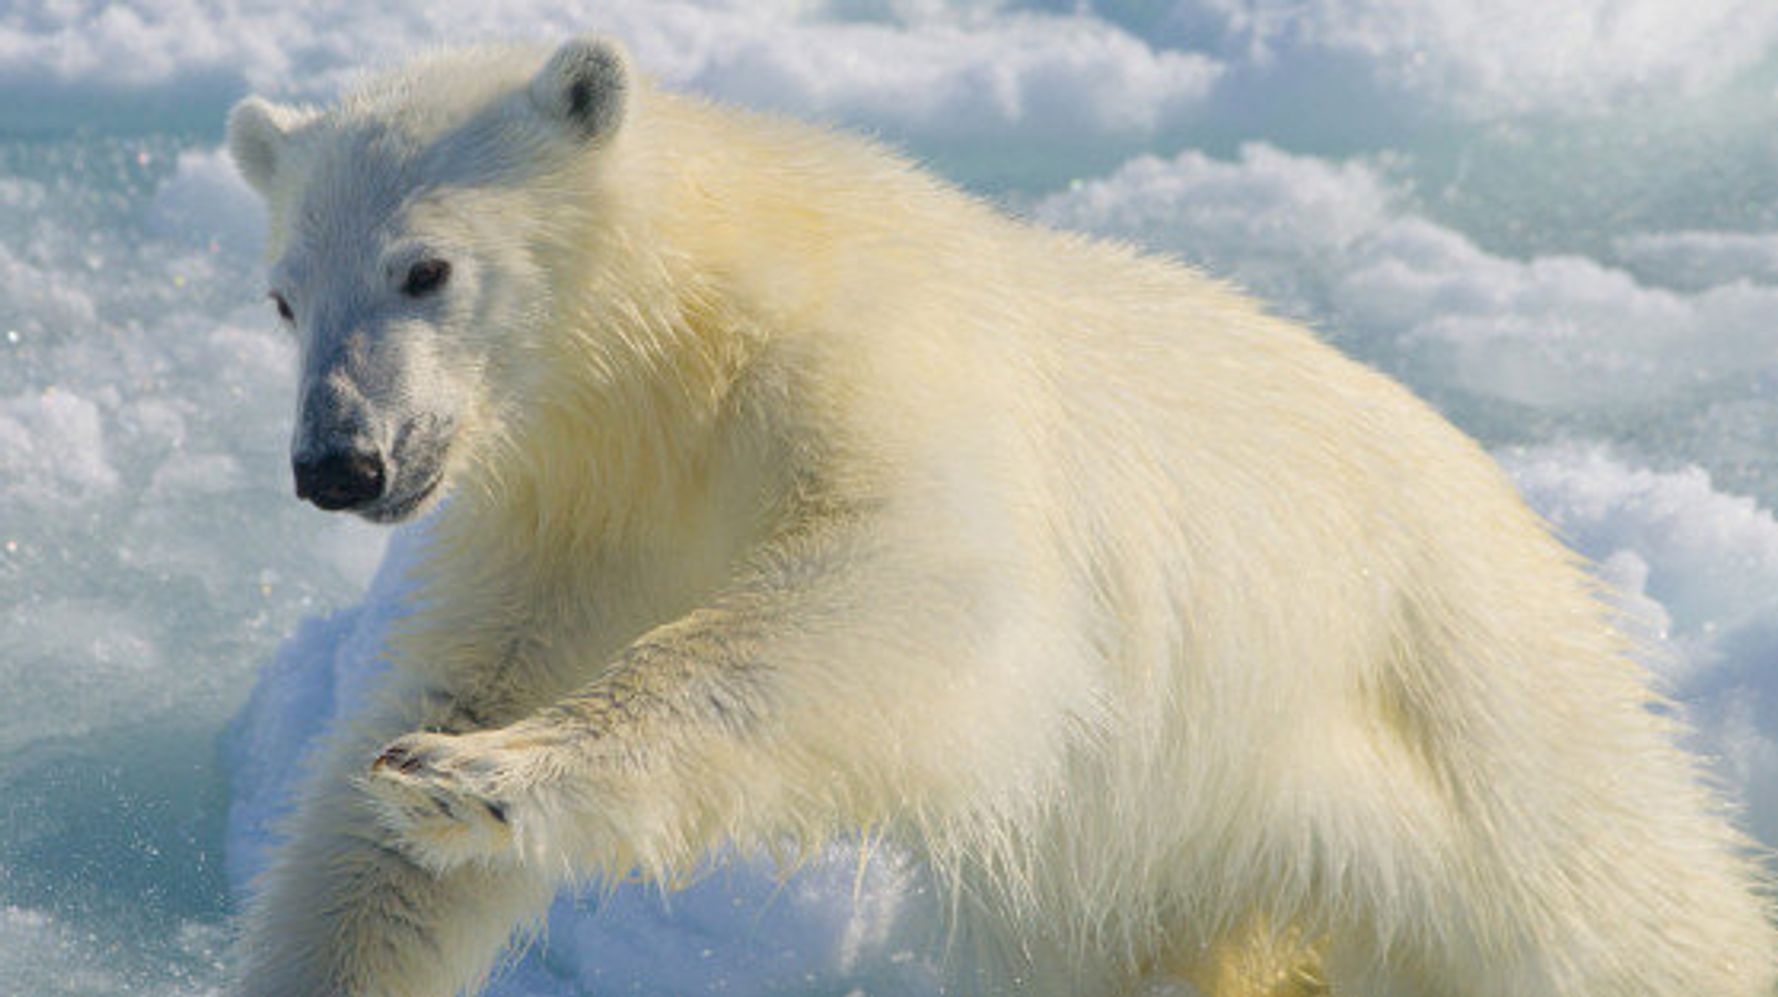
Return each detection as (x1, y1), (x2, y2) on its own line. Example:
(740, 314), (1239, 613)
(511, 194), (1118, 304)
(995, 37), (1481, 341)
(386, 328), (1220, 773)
(402, 259), (452, 298)
(269, 291), (294, 323)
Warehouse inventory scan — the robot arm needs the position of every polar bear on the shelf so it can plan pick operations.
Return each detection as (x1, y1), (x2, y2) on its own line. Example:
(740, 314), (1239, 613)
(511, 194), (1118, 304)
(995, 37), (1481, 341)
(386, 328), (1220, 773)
(225, 35), (1776, 997)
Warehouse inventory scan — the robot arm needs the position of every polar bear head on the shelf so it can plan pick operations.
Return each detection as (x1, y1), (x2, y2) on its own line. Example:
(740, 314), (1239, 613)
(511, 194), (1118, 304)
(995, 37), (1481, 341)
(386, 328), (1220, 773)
(228, 36), (632, 522)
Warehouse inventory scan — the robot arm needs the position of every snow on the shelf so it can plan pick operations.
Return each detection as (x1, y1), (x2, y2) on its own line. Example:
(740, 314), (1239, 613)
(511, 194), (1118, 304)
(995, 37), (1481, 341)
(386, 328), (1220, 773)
(12, 1), (1775, 123)
(2, 2), (1776, 994)
(1038, 144), (1778, 415)
(1615, 229), (1778, 292)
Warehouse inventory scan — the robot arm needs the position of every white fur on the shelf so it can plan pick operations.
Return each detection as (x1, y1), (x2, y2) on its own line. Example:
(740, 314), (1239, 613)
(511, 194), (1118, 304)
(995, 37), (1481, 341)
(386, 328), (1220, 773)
(227, 36), (1778, 997)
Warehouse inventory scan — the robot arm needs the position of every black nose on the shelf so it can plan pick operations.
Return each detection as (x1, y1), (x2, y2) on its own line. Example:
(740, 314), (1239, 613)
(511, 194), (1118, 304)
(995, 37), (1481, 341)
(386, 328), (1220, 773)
(293, 450), (386, 511)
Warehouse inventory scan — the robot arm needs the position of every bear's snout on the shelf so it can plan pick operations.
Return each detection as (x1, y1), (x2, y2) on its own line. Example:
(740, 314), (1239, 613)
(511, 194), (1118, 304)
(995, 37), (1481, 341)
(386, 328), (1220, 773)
(293, 449), (386, 511)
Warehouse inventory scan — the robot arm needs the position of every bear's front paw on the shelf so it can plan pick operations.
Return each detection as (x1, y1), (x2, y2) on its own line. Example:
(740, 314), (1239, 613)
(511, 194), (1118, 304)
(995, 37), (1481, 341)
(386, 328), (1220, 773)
(362, 730), (531, 870)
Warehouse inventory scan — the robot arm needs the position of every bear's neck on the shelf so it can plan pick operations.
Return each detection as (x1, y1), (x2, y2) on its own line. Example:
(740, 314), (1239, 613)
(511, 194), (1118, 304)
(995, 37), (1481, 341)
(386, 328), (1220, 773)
(436, 93), (876, 585)
(464, 279), (764, 552)
(457, 251), (766, 581)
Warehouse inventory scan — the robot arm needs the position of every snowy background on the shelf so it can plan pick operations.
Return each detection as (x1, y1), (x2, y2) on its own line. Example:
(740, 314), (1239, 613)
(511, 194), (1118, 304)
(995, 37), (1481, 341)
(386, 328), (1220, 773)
(3, 1), (1778, 993)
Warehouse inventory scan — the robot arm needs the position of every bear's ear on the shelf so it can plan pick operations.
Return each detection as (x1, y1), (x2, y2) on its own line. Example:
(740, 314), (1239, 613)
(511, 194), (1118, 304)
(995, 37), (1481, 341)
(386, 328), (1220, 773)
(227, 96), (315, 197)
(528, 35), (632, 143)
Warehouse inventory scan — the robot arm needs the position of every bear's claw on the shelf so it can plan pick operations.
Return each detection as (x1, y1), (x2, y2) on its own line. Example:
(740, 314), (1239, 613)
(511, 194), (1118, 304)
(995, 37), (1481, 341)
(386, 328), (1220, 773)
(372, 743), (426, 774)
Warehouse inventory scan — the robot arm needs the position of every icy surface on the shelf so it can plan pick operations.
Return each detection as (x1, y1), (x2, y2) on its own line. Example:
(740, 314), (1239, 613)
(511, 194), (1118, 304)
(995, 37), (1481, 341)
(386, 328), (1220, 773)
(2, 2), (1777, 994)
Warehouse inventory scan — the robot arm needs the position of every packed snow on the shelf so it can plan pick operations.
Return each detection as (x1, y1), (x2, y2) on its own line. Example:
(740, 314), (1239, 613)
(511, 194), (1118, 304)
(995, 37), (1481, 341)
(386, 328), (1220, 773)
(2, 2), (1776, 994)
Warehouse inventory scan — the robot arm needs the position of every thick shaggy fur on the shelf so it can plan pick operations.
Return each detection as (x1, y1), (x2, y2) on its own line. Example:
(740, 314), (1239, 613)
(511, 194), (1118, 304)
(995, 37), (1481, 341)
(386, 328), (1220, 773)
(227, 38), (1777, 997)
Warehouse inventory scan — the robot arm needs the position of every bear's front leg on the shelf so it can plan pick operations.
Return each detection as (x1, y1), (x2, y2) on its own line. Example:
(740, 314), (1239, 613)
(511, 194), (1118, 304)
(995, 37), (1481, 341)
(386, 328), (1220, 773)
(362, 521), (1032, 886)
